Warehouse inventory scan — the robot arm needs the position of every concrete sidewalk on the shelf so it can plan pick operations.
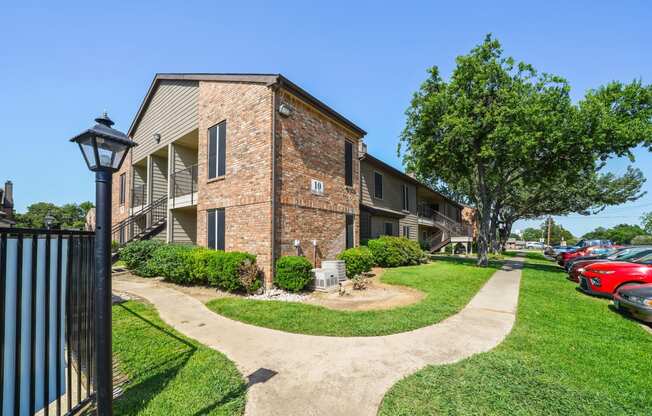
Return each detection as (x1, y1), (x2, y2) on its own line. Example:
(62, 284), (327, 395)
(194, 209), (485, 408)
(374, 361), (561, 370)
(114, 258), (523, 416)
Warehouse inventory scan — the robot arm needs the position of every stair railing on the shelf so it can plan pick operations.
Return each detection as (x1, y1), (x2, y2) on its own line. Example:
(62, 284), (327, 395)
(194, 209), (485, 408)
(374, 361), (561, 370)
(111, 195), (167, 249)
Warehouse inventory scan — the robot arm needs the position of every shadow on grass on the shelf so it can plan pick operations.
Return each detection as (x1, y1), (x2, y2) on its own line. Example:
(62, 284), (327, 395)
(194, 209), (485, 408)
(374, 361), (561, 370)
(114, 303), (198, 415)
(431, 255), (503, 269)
(191, 368), (278, 416)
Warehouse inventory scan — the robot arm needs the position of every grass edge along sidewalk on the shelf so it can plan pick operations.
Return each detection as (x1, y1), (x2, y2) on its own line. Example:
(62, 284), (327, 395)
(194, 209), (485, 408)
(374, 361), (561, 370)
(379, 253), (652, 415)
(206, 258), (500, 337)
(112, 301), (246, 415)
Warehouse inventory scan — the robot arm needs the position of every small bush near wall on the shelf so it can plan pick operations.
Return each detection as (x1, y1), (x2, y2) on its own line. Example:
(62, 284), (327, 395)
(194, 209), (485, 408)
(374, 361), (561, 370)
(275, 256), (313, 292)
(120, 241), (261, 292)
(147, 244), (195, 284)
(118, 240), (164, 277)
(367, 236), (427, 268)
(337, 247), (374, 278)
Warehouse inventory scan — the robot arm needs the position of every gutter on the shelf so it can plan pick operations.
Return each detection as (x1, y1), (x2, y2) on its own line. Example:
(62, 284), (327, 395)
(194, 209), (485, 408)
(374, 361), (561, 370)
(269, 79), (281, 289)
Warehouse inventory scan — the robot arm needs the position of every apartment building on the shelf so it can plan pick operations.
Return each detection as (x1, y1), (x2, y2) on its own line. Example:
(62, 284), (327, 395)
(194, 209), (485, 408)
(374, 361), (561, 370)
(0, 180), (15, 228)
(111, 73), (472, 284)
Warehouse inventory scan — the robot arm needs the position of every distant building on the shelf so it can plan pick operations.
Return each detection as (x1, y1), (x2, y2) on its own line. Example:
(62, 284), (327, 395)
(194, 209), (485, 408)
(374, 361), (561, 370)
(0, 180), (15, 227)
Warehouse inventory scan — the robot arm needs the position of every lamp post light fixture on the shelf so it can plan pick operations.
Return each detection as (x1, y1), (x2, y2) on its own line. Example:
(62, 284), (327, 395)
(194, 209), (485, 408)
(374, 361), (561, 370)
(69, 112), (136, 416)
(44, 211), (56, 230)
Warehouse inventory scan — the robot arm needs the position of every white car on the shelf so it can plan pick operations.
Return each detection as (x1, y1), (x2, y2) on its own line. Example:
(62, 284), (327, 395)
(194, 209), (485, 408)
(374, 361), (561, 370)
(526, 242), (545, 249)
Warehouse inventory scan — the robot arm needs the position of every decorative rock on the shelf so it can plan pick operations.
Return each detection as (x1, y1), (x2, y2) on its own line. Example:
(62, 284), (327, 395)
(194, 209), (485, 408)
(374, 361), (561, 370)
(248, 288), (309, 303)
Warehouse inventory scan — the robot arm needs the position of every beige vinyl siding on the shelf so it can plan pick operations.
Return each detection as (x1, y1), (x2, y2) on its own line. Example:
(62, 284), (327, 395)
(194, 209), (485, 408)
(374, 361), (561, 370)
(399, 214), (418, 240)
(151, 155), (168, 201)
(360, 161), (417, 215)
(172, 144), (197, 172)
(170, 208), (197, 244)
(132, 80), (199, 162)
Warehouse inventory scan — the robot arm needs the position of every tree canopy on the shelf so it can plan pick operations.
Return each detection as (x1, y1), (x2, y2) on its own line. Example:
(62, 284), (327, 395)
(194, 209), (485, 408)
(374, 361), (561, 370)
(582, 224), (649, 245)
(521, 222), (576, 246)
(642, 211), (652, 234)
(15, 201), (94, 230)
(401, 35), (652, 265)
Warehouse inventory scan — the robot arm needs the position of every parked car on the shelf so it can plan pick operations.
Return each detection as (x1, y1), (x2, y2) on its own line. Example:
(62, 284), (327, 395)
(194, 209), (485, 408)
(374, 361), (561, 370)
(613, 283), (652, 323)
(578, 254), (652, 298)
(545, 245), (576, 256)
(557, 244), (616, 267)
(564, 246), (625, 271)
(526, 242), (545, 249)
(574, 239), (613, 249)
(567, 247), (652, 282)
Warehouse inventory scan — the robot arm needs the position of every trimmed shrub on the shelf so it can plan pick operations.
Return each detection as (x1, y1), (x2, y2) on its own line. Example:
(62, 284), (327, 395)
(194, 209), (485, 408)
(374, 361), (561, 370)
(191, 249), (260, 292)
(337, 247), (374, 278)
(147, 244), (195, 284)
(631, 235), (652, 245)
(237, 259), (262, 294)
(367, 236), (427, 268)
(216, 252), (259, 292)
(275, 256), (313, 292)
(118, 240), (164, 277)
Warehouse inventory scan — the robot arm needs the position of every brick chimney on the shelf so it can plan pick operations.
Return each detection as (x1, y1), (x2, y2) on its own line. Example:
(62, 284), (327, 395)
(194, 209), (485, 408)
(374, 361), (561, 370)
(4, 180), (13, 206)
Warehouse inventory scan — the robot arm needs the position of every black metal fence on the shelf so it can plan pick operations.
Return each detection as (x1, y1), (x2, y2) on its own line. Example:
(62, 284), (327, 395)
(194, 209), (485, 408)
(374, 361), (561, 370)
(0, 228), (96, 416)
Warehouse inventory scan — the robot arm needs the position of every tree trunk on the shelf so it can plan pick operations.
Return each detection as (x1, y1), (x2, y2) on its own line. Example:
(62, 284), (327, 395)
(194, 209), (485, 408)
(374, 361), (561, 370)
(476, 200), (492, 267)
(499, 219), (513, 253)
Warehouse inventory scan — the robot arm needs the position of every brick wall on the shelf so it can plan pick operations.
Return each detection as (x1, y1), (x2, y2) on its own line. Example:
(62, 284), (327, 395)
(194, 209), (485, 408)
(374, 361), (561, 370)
(195, 81), (275, 282)
(274, 89), (362, 267)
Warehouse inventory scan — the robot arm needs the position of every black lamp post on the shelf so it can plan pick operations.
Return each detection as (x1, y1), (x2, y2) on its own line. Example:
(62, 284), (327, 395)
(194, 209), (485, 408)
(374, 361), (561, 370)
(69, 112), (136, 415)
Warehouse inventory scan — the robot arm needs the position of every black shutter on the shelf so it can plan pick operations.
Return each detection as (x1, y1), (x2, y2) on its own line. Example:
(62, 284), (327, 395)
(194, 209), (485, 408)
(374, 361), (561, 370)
(344, 141), (353, 186)
(374, 172), (383, 199)
(208, 125), (217, 179)
(207, 209), (216, 249)
(216, 208), (225, 250)
(346, 214), (354, 249)
(218, 121), (226, 177)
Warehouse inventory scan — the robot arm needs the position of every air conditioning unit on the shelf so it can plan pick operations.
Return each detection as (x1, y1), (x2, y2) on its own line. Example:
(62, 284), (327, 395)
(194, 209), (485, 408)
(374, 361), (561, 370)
(322, 260), (347, 282)
(312, 268), (338, 291)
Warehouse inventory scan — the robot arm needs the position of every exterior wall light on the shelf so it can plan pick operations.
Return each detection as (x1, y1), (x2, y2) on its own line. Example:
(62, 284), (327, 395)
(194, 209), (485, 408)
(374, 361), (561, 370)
(154, 133), (161, 143)
(278, 103), (293, 117)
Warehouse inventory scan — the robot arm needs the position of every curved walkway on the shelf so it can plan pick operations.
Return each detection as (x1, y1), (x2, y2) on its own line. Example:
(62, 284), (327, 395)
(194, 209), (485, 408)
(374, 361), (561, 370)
(113, 258), (523, 416)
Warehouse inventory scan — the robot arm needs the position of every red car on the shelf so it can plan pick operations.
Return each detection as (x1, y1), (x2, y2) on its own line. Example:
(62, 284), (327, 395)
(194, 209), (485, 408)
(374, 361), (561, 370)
(579, 256), (652, 298)
(558, 245), (615, 267)
(568, 247), (652, 282)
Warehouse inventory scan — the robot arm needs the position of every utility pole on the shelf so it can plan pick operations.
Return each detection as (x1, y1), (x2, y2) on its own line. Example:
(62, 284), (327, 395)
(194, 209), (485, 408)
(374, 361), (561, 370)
(546, 216), (553, 248)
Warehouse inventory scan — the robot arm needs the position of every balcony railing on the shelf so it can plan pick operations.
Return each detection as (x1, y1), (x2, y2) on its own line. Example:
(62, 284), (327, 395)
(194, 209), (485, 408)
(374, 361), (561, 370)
(132, 183), (146, 208)
(171, 164), (198, 207)
(417, 203), (473, 237)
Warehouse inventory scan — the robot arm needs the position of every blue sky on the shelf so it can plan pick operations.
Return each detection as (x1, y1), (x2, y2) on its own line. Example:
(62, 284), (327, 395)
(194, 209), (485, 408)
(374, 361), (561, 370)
(1, 1), (650, 236)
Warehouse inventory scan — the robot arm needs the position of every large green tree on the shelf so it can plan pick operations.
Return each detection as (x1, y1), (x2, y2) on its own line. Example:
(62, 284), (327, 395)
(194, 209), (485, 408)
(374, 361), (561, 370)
(401, 35), (652, 265)
(14, 201), (94, 229)
(583, 223), (648, 245)
(642, 211), (652, 234)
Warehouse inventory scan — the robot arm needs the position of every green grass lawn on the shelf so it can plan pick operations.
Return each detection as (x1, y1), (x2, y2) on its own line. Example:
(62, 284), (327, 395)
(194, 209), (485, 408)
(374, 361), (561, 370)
(112, 301), (246, 415)
(206, 258), (500, 337)
(379, 257), (652, 415)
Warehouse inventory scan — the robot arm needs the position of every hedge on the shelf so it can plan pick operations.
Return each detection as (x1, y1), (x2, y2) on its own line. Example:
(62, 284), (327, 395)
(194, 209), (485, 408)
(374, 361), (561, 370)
(337, 247), (374, 278)
(367, 236), (427, 267)
(119, 241), (260, 292)
(275, 256), (313, 292)
(118, 240), (164, 277)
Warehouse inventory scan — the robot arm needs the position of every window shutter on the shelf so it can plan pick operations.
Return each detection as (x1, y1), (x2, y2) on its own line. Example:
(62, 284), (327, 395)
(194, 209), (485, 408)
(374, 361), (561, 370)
(374, 172), (383, 199)
(208, 125), (217, 179)
(216, 208), (225, 250)
(218, 121), (226, 177)
(207, 209), (216, 249)
(346, 214), (354, 249)
(344, 141), (353, 186)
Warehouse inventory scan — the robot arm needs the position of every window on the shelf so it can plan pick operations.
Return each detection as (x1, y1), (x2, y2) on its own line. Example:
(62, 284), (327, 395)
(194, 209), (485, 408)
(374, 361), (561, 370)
(374, 172), (383, 199)
(384, 222), (393, 236)
(207, 208), (225, 250)
(208, 121), (226, 179)
(344, 141), (353, 186)
(346, 214), (354, 249)
(403, 225), (410, 238)
(401, 184), (409, 211)
(119, 173), (126, 206)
